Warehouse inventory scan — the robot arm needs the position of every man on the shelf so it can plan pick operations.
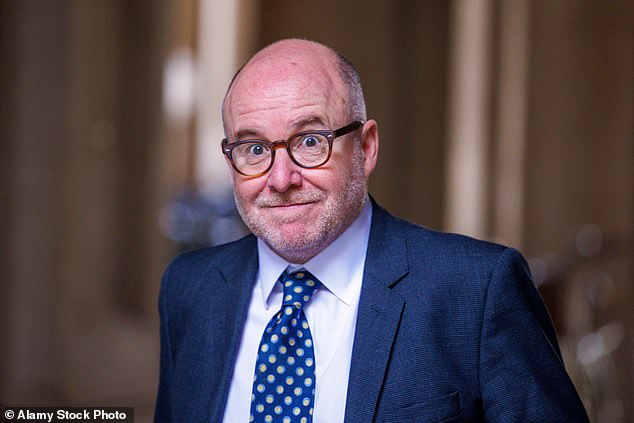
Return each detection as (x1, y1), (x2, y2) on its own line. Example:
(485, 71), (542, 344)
(155, 39), (588, 422)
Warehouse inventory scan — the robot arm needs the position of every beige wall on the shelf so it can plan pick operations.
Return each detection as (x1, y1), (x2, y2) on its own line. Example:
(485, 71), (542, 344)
(1, 1), (170, 420)
(524, 2), (633, 420)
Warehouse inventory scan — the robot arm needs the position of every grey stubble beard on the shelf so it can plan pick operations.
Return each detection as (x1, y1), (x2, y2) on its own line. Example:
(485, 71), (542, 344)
(234, 144), (368, 263)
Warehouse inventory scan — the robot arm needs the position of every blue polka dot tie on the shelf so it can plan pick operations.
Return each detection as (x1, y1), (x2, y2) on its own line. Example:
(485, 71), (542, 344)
(250, 269), (321, 423)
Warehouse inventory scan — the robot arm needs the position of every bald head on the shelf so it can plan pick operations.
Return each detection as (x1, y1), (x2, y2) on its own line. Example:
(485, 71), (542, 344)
(222, 39), (366, 135)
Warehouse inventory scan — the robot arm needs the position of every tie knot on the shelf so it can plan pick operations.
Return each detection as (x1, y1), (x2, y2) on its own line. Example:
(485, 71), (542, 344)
(280, 269), (321, 309)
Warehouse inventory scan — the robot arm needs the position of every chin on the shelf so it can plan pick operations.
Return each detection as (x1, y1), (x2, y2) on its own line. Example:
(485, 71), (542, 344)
(269, 226), (321, 251)
(255, 224), (328, 262)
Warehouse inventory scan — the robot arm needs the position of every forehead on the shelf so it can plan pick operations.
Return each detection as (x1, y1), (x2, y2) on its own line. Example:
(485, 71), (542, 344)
(225, 52), (349, 133)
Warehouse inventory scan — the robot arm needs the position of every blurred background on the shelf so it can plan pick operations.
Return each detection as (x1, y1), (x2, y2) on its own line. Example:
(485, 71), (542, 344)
(1, 0), (632, 422)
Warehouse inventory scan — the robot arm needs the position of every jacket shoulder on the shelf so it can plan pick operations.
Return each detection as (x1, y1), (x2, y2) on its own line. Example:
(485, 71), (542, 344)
(160, 234), (257, 297)
(371, 203), (531, 292)
(165, 234), (257, 274)
(374, 203), (513, 264)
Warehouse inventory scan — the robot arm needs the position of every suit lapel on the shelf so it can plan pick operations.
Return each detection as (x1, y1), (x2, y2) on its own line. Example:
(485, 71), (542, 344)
(344, 202), (409, 423)
(207, 236), (259, 422)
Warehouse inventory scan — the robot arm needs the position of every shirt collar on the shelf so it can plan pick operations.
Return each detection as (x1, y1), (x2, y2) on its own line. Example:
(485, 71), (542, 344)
(257, 198), (373, 308)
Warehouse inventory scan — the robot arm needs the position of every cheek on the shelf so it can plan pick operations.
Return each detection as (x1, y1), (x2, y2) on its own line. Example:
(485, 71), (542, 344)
(233, 177), (265, 202)
(302, 167), (347, 194)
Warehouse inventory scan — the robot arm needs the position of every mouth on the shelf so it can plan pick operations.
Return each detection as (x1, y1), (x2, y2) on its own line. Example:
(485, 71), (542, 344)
(255, 191), (326, 211)
(265, 201), (317, 211)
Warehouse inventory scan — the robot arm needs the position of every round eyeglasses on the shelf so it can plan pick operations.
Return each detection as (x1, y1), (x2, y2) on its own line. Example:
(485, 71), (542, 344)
(221, 121), (364, 177)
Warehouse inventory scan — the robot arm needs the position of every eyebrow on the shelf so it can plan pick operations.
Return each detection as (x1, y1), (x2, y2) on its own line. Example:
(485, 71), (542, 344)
(234, 128), (263, 140)
(292, 116), (327, 130)
(233, 116), (329, 141)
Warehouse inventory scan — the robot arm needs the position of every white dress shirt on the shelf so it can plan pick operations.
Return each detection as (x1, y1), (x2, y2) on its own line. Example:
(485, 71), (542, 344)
(222, 199), (372, 423)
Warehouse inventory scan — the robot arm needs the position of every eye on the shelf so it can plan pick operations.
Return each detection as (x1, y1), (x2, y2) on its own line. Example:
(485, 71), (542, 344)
(303, 136), (318, 147)
(235, 142), (269, 163)
(248, 144), (266, 155)
(300, 135), (323, 148)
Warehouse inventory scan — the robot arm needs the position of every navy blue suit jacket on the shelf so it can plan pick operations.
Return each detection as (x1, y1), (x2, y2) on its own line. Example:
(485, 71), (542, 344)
(155, 201), (588, 422)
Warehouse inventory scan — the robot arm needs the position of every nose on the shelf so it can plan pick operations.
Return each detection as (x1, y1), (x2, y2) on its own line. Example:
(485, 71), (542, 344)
(266, 148), (302, 192)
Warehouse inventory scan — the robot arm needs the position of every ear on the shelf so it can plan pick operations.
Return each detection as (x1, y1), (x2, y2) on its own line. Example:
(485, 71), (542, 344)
(360, 119), (379, 177)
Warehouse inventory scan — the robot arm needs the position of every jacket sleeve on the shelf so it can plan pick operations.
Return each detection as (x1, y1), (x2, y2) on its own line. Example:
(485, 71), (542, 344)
(154, 267), (173, 423)
(479, 248), (589, 422)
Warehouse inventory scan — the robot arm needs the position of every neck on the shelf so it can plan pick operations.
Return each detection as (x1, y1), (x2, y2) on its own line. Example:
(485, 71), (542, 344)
(269, 197), (369, 264)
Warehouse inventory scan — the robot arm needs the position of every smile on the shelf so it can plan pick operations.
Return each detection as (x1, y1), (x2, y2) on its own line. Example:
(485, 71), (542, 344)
(269, 201), (315, 208)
